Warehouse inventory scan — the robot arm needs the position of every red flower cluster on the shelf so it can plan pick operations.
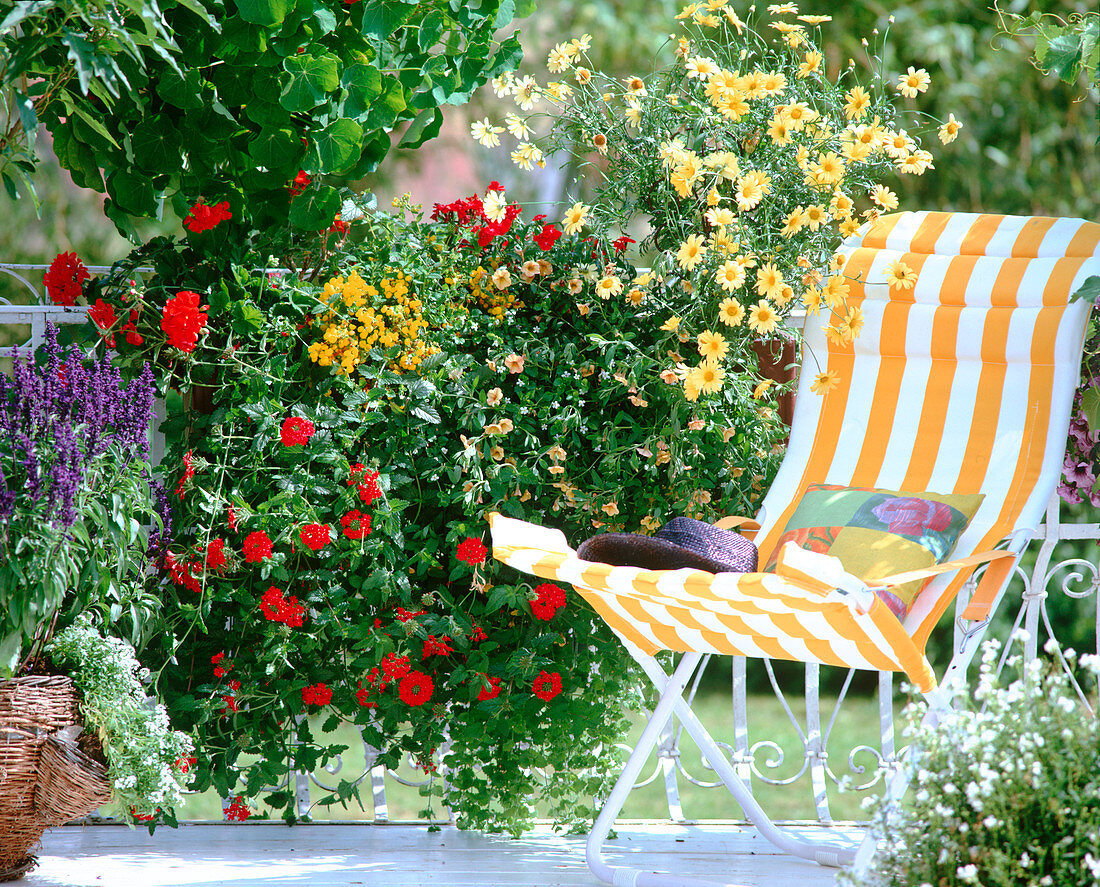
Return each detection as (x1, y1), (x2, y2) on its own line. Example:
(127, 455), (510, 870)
(421, 634), (453, 659)
(299, 522), (331, 551)
(456, 536), (487, 565)
(175, 450), (195, 498)
(43, 252), (89, 306)
(532, 670), (563, 701)
(242, 530), (273, 563)
(533, 223), (563, 251)
(89, 298), (117, 333)
(431, 184), (522, 250)
(398, 671), (433, 706)
(224, 797), (251, 821)
(394, 606), (425, 623)
(612, 235), (636, 253)
(301, 683), (333, 706)
(288, 170), (312, 197)
(281, 416), (315, 446)
(381, 652), (412, 683)
(469, 624), (487, 643)
(211, 651), (231, 678)
(165, 551), (201, 593)
(161, 290), (208, 353)
(530, 583), (567, 621)
(121, 308), (143, 346)
(259, 586), (306, 627)
(175, 755), (197, 774)
(205, 538), (228, 572)
(183, 200), (232, 233)
(476, 675), (501, 701)
(348, 463), (382, 505)
(340, 509), (371, 539)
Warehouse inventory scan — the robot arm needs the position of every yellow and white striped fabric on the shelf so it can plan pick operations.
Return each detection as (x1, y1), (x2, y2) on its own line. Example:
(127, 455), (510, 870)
(490, 212), (1099, 693)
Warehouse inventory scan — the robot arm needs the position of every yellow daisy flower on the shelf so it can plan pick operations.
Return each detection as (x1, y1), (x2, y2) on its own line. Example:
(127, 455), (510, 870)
(810, 370), (840, 395)
(675, 234), (708, 271)
(843, 85), (871, 120)
(870, 185), (899, 211)
(755, 263), (785, 300)
(753, 379), (772, 399)
(780, 207), (806, 237)
(718, 298), (745, 326)
(562, 202), (589, 235)
(896, 66), (931, 98)
(715, 260), (747, 291)
(885, 259), (918, 291)
(748, 300), (778, 334)
(938, 113), (963, 145)
(798, 51), (822, 78)
(470, 118), (503, 148)
(697, 329), (729, 360)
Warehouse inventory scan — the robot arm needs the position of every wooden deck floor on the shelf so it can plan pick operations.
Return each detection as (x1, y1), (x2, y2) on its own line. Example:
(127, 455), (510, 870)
(23, 821), (863, 887)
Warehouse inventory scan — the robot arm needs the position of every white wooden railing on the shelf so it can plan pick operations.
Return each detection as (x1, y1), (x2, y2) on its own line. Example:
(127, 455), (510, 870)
(3, 263), (1097, 824)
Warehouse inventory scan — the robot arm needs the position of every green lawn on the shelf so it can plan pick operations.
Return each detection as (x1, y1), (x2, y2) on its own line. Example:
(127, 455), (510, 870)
(168, 688), (897, 824)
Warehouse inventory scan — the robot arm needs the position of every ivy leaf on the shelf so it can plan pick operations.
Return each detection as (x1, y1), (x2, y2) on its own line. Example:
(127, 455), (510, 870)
(280, 54), (340, 113)
(1082, 386), (1100, 435)
(1045, 32), (1085, 83)
(233, 0), (292, 26)
(315, 118), (364, 174)
(289, 184), (340, 230)
(1070, 275), (1100, 304)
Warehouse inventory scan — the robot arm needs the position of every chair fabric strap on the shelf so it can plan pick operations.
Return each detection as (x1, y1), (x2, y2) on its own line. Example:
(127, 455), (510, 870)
(874, 549), (1017, 622)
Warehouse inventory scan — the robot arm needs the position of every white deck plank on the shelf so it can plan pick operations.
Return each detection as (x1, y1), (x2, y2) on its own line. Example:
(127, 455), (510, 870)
(22, 822), (861, 887)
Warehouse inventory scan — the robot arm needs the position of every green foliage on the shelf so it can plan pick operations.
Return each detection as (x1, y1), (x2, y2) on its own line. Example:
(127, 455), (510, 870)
(1, 0), (530, 241)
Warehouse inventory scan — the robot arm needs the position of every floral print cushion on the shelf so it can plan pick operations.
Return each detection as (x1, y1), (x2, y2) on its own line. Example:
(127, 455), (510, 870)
(763, 484), (985, 619)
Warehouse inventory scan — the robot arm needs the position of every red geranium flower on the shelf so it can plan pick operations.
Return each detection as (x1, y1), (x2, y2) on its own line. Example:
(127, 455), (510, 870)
(43, 252), (89, 306)
(183, 200), (232, 233)
(88, 298), (117, 332)
(456, 536), (487, 565)
(299, 522), (331, 551)
(242, 530), (273, 563)
(530, 583), (567, 621)
(476, 675), (501, 701)
(534, 223), (563, 251)
(161, 290), (208, 353)
(175, 450), (195, 498)
(398, 671), (434, 706)
(612, 235), (636, 253)
(532, 670), (562, 701)
(281, 416), (315, 446)
(341, 510), (371, 539)
(224, 798), (250, 821)
(301, 683), (333, 706)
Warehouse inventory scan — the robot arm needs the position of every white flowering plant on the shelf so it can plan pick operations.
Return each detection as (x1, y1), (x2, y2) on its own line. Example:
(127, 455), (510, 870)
(474, 2), (962, 402)
(846, 637), (1100, 887)
(48, 617), (195, 827)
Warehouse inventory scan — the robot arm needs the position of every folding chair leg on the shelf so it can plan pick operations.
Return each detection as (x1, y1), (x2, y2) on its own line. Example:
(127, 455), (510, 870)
(587, 650), (857, 887)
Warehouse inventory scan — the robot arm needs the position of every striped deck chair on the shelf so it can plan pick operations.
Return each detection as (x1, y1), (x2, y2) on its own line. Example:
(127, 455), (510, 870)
(489, 211), (1099, 885)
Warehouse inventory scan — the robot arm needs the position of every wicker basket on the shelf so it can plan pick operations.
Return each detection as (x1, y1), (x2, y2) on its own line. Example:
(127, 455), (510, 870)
(0, 676), (111, 881)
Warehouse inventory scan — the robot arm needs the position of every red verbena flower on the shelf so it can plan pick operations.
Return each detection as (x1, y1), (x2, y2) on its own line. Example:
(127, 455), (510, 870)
(530, 583), (567, 621)
(175, 450), (195, 498)
(165, 551), (201, 593)
(341, 510), (371, 539)
(43, 252), (89, 306)
(161, 290), (208, 353)
(421, 635), (453, 659)
(299, 522), (331, 551)
(259, 586), (306, 627)
(175, 755), (197, 774)
(224, 798), (250, 821)
(242, 530), (273, 563)
(469, 624), (487, 643)
(381, 653), (412, 683)
(205, 538), (228, 571)
(89, 298), (117, 332)
(301, 683), (333, 706)
(183, 200), (232, 233)
(533, 223), (563, 251)
(398, 671), (434, 706)
(456, 536), (487, 565)
(227, 505), (238, 531)
(281, 416), (315, 446)
(355, 684), (376, 707)
(477, 675), (501, 701)
(532, 670), (562, 701)
(394, 606), (425, 623)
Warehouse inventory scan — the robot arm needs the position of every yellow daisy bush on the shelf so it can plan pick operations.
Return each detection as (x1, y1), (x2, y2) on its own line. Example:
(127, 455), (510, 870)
(471, 2), (960, 402)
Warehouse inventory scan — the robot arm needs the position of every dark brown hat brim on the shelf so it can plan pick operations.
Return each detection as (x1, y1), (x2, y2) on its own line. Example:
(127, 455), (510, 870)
(576, 533), (741, 574)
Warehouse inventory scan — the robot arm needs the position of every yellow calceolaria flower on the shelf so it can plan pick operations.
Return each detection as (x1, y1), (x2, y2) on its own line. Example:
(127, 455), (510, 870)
(939, 113), (963, 144)
(748, 300), (778, 335)
(896, 66), (931, 98)
(676, 234), (707, 271)
(697, 329), (729, 360)
(562, 202), (589, 235)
